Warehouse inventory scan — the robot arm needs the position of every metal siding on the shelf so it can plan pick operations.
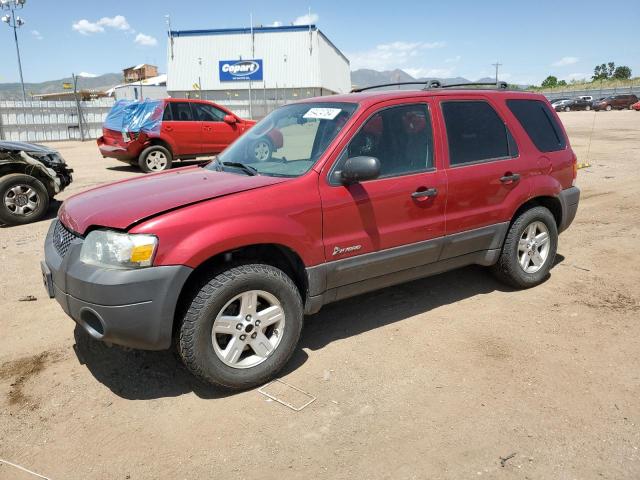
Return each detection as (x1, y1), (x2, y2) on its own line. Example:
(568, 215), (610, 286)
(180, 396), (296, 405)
(167, 29), (348, 93)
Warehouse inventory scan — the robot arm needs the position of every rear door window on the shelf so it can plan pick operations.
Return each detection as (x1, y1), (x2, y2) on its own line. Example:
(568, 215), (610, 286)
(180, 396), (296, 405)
(442, 101), (517, 166)
(506, 99), (566, 152)
(162, 103), (172, 121)
(169, 102), (194, 121)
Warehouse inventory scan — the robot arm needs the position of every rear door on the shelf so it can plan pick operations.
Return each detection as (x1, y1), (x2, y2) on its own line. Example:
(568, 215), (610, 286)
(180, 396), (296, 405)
(192, 102), (240, 154)
(319, 99), (447, 289)
(162, 102), (200, 156)
(438, 97), (532, 255)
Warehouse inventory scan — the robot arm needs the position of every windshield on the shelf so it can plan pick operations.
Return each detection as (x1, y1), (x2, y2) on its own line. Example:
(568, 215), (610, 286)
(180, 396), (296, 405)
(209, 102), (357, 177)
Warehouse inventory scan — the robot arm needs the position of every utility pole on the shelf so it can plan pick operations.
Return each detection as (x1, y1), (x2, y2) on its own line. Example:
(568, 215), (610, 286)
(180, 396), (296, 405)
(72, 73), (85, 141)
(1, 0), (28, 103)
(197, 57), (203, 99)
(491, 61), (502, 84)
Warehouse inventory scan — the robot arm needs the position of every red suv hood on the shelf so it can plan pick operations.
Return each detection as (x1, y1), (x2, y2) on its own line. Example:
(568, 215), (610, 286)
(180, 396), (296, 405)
(59, 166), (286, 234)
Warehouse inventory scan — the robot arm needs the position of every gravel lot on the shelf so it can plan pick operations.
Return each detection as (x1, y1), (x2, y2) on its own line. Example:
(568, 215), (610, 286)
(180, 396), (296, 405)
(1, 111), (639, 479)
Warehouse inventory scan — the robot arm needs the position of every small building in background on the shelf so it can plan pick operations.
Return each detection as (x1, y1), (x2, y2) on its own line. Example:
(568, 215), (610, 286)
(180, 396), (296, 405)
(166, 25), (351, 119)
(123, 64), (159, 83)
(106, 74), (168, 101)
(31, 90), (108, 101)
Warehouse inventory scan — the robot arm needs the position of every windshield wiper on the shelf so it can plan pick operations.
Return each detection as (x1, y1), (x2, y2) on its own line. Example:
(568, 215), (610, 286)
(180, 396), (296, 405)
(221, 161), (259, 176)
(207, 157), (258, 176)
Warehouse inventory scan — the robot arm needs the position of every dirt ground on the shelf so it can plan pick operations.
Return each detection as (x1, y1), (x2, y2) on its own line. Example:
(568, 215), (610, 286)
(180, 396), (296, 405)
(1, 111), (639, 479)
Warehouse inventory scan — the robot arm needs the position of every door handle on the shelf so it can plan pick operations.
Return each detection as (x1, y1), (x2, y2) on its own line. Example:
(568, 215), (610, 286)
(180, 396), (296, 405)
(500, 173), (521, 184)
(411, 187), (438, 199)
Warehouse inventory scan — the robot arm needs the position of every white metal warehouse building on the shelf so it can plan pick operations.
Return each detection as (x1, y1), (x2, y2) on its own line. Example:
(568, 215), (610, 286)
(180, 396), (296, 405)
(166, 25), (351, 118)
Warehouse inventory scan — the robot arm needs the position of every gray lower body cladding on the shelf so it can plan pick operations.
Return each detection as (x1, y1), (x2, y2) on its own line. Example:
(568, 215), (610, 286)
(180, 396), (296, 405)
(43, 220), (192, 350)
(304, 222), (508, 314)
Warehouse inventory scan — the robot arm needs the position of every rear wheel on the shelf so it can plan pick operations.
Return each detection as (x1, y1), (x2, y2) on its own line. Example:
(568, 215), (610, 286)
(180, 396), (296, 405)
(491, 206), (558, 289)
(0, 174), (50, 226)
(585, 104), (591, 111)
(178, 264), (303, 389)
(605, 105), (612, 111)
(139, 145), (173, 173)
(564, 106), (571, 112)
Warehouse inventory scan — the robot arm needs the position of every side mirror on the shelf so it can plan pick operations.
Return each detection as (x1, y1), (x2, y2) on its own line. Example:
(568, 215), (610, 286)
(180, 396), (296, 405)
(339, 156), (381, 184)
(224, 115), (237, 125)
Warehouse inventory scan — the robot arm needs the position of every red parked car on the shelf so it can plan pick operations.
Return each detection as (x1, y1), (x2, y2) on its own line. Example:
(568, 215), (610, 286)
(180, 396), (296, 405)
(43, 83), (579, 389)
(97, 98), (283, 172)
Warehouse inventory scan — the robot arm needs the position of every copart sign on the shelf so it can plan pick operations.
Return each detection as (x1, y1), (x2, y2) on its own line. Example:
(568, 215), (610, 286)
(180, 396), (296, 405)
(219, 59), (263, 81)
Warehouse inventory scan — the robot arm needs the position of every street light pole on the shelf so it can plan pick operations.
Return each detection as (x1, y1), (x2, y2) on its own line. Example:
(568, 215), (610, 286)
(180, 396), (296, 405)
(1, 0), (28, 103)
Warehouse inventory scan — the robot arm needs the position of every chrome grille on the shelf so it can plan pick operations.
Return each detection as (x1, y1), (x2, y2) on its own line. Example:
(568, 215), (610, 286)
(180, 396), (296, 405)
(52, 220), (79, 258)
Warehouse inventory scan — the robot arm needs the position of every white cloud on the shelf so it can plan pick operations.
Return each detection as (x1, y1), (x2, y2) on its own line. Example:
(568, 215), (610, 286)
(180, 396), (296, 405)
(31, 30), (43, 40)
(348, 40), (446, 71)
(268, 21), (283, 27)
(552, 56), (579, 67)
(135, 33), (158, 47)
(72, 15), (132, 35)
(97, 15), (131, 31)
(78, 72), (98, 78)
(293, 12), (319, 25)
(445, 55), (461, 63)
(404, 67), (454, 79)
(72, 19), (104, 35)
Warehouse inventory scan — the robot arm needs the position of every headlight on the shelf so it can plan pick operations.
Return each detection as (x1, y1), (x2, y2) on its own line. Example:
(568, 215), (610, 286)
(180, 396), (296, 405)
(79, 230), (158, 269)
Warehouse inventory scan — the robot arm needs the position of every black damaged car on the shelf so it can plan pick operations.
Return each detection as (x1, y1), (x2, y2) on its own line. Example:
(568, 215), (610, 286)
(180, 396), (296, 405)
(0, 141), (73, 225)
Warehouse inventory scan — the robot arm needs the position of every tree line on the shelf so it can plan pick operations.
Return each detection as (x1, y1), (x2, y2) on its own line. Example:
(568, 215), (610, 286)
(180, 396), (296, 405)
(538, 62), (633, 89)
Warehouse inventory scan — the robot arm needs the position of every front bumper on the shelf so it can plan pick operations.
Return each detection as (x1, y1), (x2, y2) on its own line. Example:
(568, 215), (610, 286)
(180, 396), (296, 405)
(558, 186), (580, 233)
(42, 220), (192, 350)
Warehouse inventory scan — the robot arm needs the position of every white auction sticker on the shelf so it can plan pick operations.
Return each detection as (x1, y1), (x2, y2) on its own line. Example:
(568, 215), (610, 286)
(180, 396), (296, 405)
(303, 108), (342, 120)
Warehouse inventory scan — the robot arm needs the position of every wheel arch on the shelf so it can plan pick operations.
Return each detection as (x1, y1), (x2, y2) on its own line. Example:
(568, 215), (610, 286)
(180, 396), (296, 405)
(0, 162), (56, 196)
(173, 243), (308, 337)
(145, 137), (174, 157)
(510, 195), (562, 229)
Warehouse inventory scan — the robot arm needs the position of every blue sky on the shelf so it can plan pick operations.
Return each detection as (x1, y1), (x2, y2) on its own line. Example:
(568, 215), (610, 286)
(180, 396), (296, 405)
(1, 0), (639, 84)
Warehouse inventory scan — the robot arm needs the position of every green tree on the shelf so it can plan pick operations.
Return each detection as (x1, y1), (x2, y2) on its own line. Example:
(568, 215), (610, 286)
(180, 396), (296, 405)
(541, 75), (558, 88)
(607, 62), (616, 77)
(558, 80), (567, 87)
(613, 65), (632, 79)
(593, 64), (608, 81)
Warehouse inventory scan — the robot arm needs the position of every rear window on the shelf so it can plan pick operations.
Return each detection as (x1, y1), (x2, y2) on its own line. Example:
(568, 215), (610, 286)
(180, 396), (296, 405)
(506, 99), (566, 153)
(442, 101), (517, 166)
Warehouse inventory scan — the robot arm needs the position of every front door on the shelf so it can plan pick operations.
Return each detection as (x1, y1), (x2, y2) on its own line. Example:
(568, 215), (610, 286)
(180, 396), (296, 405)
(319, 100), (447, 289)
(192, 102), (239, 154)
(163, 102), (201, 156)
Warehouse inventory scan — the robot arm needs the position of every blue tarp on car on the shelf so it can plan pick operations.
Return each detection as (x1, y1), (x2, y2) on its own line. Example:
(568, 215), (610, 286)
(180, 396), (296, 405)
(103, 100), (163, 135)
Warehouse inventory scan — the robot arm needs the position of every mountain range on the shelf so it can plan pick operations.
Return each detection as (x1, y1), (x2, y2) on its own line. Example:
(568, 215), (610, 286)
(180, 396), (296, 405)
(0, 69), (508, 100)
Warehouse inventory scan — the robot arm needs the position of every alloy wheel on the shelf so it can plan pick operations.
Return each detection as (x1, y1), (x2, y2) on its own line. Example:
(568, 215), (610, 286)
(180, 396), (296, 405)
(253, 141), (271, 162)
(146, 151), (168, 171)
(518, 221), (551, 274)
(4, 184), (40, 216)
(211, 290), (285, 369)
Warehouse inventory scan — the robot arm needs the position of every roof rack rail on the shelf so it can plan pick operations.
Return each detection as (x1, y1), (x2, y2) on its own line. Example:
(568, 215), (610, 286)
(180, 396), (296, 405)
(350, 80), (509, 93)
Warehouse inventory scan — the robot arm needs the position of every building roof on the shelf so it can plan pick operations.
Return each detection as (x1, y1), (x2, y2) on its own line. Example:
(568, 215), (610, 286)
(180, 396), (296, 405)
(168, 24), (349, 65)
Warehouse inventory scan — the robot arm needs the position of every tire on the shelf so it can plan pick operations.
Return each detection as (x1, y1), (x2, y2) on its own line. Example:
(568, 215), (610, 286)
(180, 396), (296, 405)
(178, 264), (304, 389)
(251, 138), (273, 162)
(0, 173), (50, 226)
(138, 145), (172, 173)
(605, 105), (612, 111)
(491, 206), (558, 289)
(564, 106), (571, 112)
(585, 105), (591, 111)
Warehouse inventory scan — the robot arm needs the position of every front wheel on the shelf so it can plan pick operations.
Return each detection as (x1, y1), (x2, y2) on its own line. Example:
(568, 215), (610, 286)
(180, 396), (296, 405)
(138, 145), (173, 173)
(564, 106), (571, 112)
(252, 138), (273, 162)
(605, 105), (612, 111)
(585, 105), (591, 111)
(0, 173), (50, 226)
(491, 206), (558, 289)
(178, 264), (303, 389)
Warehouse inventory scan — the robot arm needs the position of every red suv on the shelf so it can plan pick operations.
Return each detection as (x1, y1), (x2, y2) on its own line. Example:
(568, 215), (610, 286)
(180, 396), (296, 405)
(43, 83), (580, 389)
(97, 98), (282, 172)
